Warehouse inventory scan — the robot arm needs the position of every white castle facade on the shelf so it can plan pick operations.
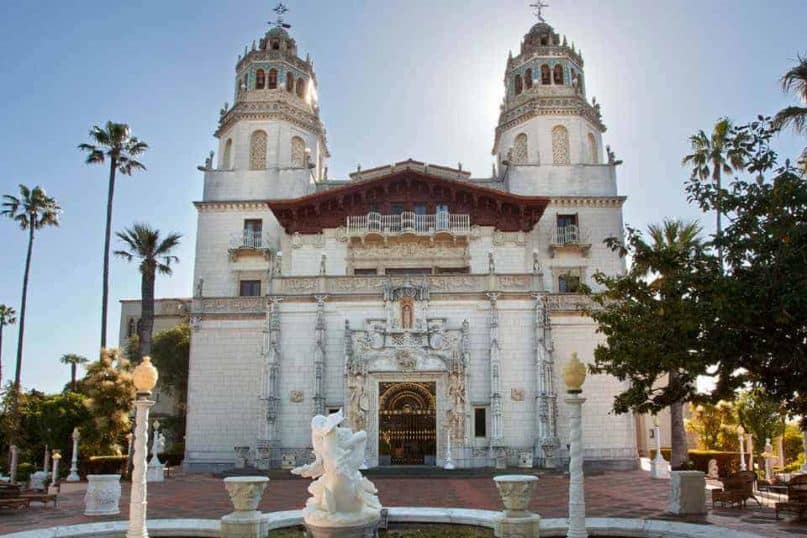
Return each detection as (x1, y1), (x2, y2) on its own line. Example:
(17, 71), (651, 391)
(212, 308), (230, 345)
(182, 16), (640, 471)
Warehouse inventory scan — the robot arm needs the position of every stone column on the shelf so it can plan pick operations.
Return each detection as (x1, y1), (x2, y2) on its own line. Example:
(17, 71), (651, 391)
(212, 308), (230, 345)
(312, 295), (328, 417)
(9, 445), (18, 484)
(50, 450), (61, 488)
(127, 356), (159, 538)
(67, 427), (80, 482)
(259, 297), (283, 464)
(563, 353), (588, 538)
(43, 444), (50, 477)
(738, 428), (747, 471)
(746, 433), (754, 472)
(487, 292), (504, 465)
(650, 416), (669, 479)
(776, 435), (785, 468)
(802, 431), (807, 473)
(533, 293), (559, 469)
(444, 429), (455, 470)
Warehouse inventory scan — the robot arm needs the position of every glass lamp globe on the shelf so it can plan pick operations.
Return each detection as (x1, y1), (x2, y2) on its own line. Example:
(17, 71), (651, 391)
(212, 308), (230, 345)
(737, 425), (745, 436)
(133, 356), (159, 394)
(563, 352), (587, 393)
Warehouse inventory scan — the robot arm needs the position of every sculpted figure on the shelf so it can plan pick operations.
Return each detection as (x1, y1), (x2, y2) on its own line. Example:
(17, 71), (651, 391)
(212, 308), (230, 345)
(292, 410), (381, 527)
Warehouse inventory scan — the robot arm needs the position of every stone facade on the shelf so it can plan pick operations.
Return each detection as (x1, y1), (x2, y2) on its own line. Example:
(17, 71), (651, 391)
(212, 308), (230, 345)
(179, 16), (639, 471)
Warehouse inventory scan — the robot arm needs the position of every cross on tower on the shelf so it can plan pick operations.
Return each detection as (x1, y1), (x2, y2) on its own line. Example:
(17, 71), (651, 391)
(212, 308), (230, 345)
(269, 2), (291, 29)
(530, 1), (549, 22)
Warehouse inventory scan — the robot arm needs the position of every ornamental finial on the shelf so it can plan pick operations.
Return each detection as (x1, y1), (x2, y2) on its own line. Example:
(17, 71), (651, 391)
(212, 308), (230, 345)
(269, 2), (291, 29)
(529, 1), (549, 22)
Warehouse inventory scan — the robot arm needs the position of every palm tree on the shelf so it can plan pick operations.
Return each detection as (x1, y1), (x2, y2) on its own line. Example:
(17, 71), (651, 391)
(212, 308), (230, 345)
(682, 118), (746, 265)
(773, 54), (807, 135)
(60, 353), (88, 391)
(645, 219), (703, 470)
(1, 185), (61, 391)
(78, 122), (148, 350)
(114, 224), (181, 360)
(0, 305), (17, 389)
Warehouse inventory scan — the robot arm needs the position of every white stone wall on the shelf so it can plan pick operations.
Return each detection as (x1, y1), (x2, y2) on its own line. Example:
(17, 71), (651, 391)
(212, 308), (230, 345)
(498, 115), (604, 168)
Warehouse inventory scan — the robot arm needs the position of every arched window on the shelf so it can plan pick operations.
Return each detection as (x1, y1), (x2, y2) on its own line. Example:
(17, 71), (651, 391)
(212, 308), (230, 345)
(271, 40), (280, 50)
(551, 125), (570, 164)
(541, 64), (551, 85)
(268, 68), (278, 89)
(524, 68), (533, 89)
(249, 130), (268, 170)
(222, 138), (233, 169)
(127, 318), (136, 338)
(296, 77), (306, 98)
(286, 73), (294, 92)
(587, 133), (598, 164)
(553, 64), (564, 85)
(291, 136), (306, 167)
(255, 69), (266, 89)
(514, 74), (523, 95)
(512, 133), (528, 164)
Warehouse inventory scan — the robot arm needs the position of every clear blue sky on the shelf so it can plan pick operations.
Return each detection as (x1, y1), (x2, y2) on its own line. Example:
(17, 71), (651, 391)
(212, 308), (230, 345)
(0, 1), (804, 394)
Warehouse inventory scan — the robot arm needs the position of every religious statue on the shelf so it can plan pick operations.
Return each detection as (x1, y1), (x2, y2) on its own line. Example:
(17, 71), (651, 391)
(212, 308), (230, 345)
(347, 373), (369, 431)
(292, 410), (381, 529)
(488, 250), (496, 274)
(195, 278), (204, 298)
(532, 250), (542, 274)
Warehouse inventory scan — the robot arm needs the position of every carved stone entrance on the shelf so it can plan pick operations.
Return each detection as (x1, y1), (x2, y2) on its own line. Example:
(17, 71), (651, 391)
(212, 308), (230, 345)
(378, 382), (436, 465)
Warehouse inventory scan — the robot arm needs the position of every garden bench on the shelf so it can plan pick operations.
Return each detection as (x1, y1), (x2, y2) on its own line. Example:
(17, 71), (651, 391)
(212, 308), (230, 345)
(711, 470), (759, 508)
(776, 474), (807, 520)
(20, 492), (58, 508)
(0, 498), (30, 510)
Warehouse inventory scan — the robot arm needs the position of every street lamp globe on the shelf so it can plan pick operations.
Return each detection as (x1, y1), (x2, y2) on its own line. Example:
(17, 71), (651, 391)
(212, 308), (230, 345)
(133, 356), (158, 395)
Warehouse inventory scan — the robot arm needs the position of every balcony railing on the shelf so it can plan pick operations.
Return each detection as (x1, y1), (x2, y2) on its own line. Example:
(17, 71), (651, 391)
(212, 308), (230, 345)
(230, 231), (269, 250)
(549, 225), (591, 257)
(346, 212), (471, 237)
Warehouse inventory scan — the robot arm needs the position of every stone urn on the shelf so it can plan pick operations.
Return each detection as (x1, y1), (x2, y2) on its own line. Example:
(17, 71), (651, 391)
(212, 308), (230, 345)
(494, 475), (539, 518)
(221, 476), (270, 538)
(84, 474), (122, 516)
(493, 475), (541, 538)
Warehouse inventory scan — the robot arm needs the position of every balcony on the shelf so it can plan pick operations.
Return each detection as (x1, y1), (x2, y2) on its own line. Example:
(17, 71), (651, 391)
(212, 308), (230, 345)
(548, 225), (591, 257)
(346, 212), (471, 239)
(228, 231), (272, 261)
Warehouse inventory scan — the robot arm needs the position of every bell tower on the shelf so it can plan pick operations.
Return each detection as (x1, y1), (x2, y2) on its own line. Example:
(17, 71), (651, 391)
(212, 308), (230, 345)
(493, 8), (616, 198)
(203, 4), (329, 202)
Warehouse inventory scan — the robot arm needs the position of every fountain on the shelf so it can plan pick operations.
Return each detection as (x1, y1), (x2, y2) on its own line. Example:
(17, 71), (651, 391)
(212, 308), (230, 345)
(292, 409), (382, 538)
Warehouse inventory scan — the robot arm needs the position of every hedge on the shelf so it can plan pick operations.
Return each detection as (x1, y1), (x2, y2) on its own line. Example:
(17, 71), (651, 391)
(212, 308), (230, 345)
(650, 449), (753, 477)
(83, 455), (128, 476)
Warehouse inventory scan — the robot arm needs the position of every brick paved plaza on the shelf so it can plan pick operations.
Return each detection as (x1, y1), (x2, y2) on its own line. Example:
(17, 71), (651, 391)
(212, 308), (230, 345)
(0, 470), (805, 537)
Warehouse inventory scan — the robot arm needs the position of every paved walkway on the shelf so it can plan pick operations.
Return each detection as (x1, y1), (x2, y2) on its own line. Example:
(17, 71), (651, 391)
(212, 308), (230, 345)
(0, 470), (804, 537)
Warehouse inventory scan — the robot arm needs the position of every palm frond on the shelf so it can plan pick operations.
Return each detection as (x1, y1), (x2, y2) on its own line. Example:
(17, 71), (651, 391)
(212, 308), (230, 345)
(781, 54), (807, 102)
(772, 106), (807, 134)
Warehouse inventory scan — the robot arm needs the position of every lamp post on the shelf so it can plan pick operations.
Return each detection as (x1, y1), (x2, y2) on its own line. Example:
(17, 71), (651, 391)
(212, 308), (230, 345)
(50, 450), (62, 488)
(563, 352), (588, 538)
(67, 427), (81, 482)
(650, 414), (669, 479)
(128, 356), (159, 538)
(737, 426), (747, 471)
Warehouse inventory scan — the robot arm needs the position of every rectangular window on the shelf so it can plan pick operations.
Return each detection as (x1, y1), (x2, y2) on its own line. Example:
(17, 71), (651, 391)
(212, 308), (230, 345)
(474, 408), (487, 438)
(390, 203), (405, 215)
(244, 219), (262, 233)
(385, 268), (432, 275)
(354, 268), (377, 276)
(558, 274), (581, 293)
(435, 266), (470, 274)
(243, 219), (263, 248)
(239, 280), (261, 297)
(556, 214), (578, 228)
(414, 203), (427, 215)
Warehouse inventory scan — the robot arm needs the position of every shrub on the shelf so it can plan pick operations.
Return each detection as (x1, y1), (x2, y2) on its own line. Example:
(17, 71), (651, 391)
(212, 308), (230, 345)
(16, 463), (35, 483)
(650, 449), (751, 477)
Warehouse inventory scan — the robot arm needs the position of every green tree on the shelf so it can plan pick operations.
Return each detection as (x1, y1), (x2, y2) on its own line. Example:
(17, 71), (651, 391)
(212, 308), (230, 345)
(30, 392), (89, 456)
(0, 305), (16, 390)
(1, 185), (61, 391)
(772, 54), (807, 170)
(59, 354), (89, 392)
(681, 118), (748, 263)
(150, 323), (190, 406)
(685, 401), (738, 451)
(114, 224), (181, 360)
(77, 348), (134, 455)
(736, 388), (786, 451)
(585, 220), (720, 469)
(78, 122), (148, 350)
(686, 117), (807, 421)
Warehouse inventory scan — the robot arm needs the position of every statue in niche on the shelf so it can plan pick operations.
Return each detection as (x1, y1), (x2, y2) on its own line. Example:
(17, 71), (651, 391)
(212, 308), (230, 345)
(292, 410), (381, 527)
(447, 351), (467, 440)
(400, 297), (414, 329)
(347, 373), (368, 431)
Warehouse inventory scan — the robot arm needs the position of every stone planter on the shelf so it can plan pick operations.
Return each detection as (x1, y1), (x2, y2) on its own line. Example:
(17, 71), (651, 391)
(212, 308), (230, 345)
(668, 470), (706, 515)
(493, 475), (540, 538)
(221, 476), (270, 538)
(83, 474), (122, 516)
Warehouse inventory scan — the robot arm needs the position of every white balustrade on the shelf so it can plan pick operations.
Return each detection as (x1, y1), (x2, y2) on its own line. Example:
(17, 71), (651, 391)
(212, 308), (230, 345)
(229, 231), (267, 249)
(346, 211), (470, 237)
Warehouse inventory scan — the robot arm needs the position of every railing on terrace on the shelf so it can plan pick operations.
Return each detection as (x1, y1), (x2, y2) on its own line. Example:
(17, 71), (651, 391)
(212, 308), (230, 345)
(346, 212), (471, 236)
(551, 225), (590, 246)
(229, 231), (269, 250)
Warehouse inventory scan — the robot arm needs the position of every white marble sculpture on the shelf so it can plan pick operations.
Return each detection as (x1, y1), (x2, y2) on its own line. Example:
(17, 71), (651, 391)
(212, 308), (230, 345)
(707, 459), (719, 479)
(292, 410), (381, 531)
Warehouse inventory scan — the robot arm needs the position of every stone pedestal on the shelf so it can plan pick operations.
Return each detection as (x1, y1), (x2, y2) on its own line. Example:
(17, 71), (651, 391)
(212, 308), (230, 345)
(146, 464), (165, 482)
(221, 476), (269, 538)
(668, 470), (706, 515)
(67, 427), (81, 482)
(84, 474), (122, 516)
(650, 425), (669, 479)
(493, 475), (540, 538)
(304, 520), (381, 538)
